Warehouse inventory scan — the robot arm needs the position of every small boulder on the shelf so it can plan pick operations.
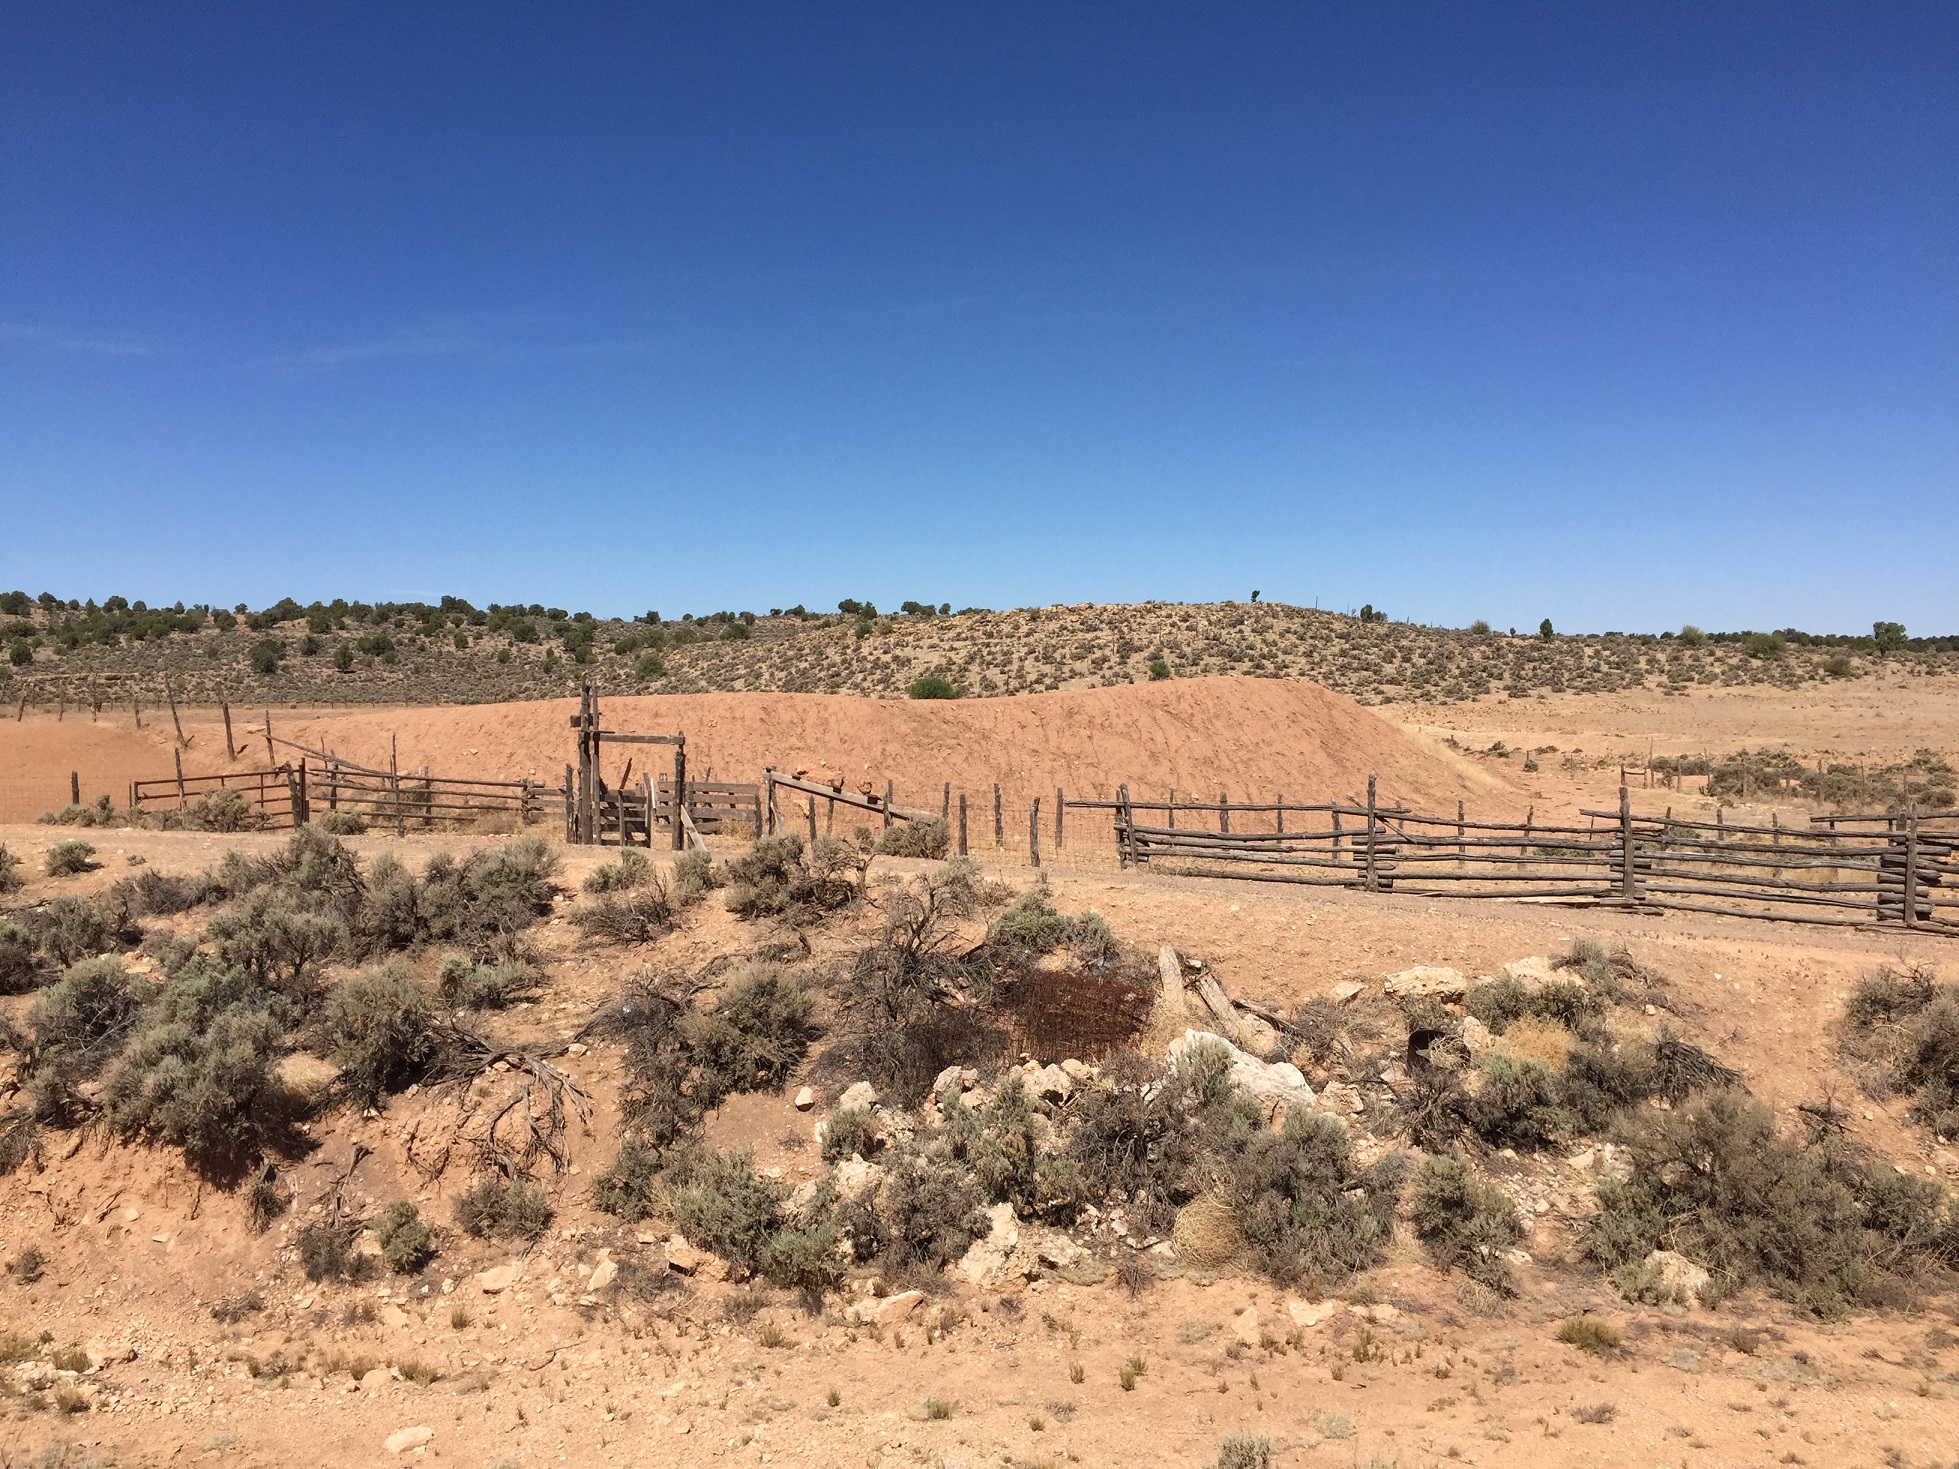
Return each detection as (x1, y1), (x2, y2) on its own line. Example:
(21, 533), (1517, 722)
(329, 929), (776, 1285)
(1029, 1064), (1075, 1105)
(384, 1426), (434, 1454)
(664, 1235), (727, 1280)
(1284, 1298), (1337, 1328)
(837, 1081), (877, 1112)
(955, 1203), (1021, 1287)
(872, 1289), (925, 1325)
(831, 1155), (884, 1202)
(1460, 1014), (1495, 1059)
(379, 1305), (410, 1328)
(1059, 1058), (1096, 1084)
(586, 1253), (618, 1292)
(1166, 1030), (1314, 1119)
(476, 1265), (520, 1294)
(793, 1086), (815, 1111)
(1327, 981), (1366, 1004)
(1384, 965), (1467, 1000)
(1501, 956), (1559, 991)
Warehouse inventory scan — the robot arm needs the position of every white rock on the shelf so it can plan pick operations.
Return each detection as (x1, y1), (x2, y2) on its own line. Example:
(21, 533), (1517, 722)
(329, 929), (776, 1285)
(664, 1235), (728, 1281)
(955, 1203), (1022, 1287)
(837, 1081), (877, 1112)
(1232, 1306), (1261, 1347)
(1034, 1232), (1089, 1271)
(1459, 1015), (1495, 1059)
(379, 1305), (410, 1328)
(1327, 981), (1366, 1004)
(1384, 965), (1467, 1000)
(476, 1265), (520, 1294)
(1167, 1029), (1314, 1118)
(1645, 1249), (1711, 1305)
(586, 1253), (618, 1292)
(1059, 1059), (1096, 1083)
(384, 1426), (434, 1453)
(1284, 1298), (1338, 1328)
(831, 1155), (884, 1201)
(1029, 1064), (1075, 1105)
(793, 1086), (815, 1111)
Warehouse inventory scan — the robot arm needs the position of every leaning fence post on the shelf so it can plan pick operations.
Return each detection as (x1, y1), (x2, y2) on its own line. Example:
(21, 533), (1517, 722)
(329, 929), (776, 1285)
(883, 779), (894, 832)
(1030, 797), (1041, 868)
(174, 747), (187, 808)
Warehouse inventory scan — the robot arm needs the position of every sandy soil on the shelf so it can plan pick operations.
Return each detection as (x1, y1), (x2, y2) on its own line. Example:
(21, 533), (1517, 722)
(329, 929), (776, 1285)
(2, 822), (1956, 1469)
(0, 678), (1522, 825)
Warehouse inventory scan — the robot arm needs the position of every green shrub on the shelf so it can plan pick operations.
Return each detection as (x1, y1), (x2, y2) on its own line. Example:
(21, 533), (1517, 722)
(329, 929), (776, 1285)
(723, 833), (866, 920)
(906, 675), (959, 700)
(759, 1216), (844, 1297)
(843, 1147), (987, 1274)
(821, 1104), (879, 1163)
(672, 848), (719, 902)
(44, 840), (96, 877)
(985, 885), (1114, 960)
(664, 1146), (783, 1273)
(1147, 656), (1171, 680)
(1585, 1090), (1953, 1317)
(316, 810), (367, 836)
(176, 789), (262, 833)
(0, 922), (38, 993)
(943, 1078), (1082, 1221)
(875, 818), (950, 859)
(104, 972), (286, 1179)
(371, 1200), (435, 1274)
(352, 838), (558, 960)
(23, 957), (143, 1121)
(1223, 1108), (1403, 1291)
(584, 849), (652, 895)
(208, 885), (349, 989)
(0, 844), (20, 894)
(109, 868), (222, 917)
(1468, 1052), (1575, 1151)
(435, 955), (540, 1010)
(452, 1174), (554, 1243)
(1409, 1154), (1522, 1293)
(321, 963), (433, 1105)
(249, 638), (284, 674)
(633, 651), (667, 680)
(681, 964), (817, 1101)
(25, 895), (133, 967)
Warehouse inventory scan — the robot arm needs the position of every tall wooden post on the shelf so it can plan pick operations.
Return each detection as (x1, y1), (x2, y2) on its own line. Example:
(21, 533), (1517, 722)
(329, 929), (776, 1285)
(958, 793), (968, 856)
(222, 702), (235, 760)
(1903, 807), (1920, 928)
(298, 760), (310, 826)
(1117, 783), (1132, 868)
(670, 738), (687, 852)
(994, 784), (1003, 846)
(131, 693), (141, 729)
(1220, 791), (1230, 834)
(174, 748), (187, 807)
(1363, 774), (1379, 893)
(263, 710), (275, 769)
(942, 782), (950, 821)
(1275, 792), (1283, 835)
(807, 795), (817, 842)
(1055, 787), (1064, 849)
(69, 771), (79, 807)
(1167, 789), (1175, 830)
(391, 733), (405, 838)
(166, 679), (186, 748)
(883, 779), (894, 832)
(1029, 797), (1041, 868)
(1458, 800), (1466, 859)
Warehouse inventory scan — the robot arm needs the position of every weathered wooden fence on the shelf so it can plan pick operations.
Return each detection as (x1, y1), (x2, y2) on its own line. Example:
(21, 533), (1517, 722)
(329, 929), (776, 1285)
(130, 759), (565, 834)
(1100, 778), (1958, 933)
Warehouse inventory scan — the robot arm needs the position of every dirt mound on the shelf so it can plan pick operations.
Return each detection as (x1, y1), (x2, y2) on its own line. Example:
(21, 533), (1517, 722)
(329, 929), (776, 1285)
(260, 676), (1518, 816)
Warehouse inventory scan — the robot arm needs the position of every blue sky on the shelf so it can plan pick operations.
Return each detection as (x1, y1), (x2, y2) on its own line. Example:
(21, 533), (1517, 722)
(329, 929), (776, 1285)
(2, 3), (1955, 633)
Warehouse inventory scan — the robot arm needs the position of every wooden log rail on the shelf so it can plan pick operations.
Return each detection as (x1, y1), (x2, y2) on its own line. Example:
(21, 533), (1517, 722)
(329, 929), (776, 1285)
(762, 769), (939, 836)
(1109, 778), (1958, 934)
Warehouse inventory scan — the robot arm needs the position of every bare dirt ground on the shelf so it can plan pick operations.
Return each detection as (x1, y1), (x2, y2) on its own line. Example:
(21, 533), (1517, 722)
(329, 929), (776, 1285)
(2, 818), (1957, 1469)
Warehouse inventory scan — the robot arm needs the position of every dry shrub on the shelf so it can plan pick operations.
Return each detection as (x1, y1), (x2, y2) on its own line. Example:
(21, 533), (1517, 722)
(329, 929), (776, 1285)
(874, 818), (950, 860)
(571, 877), (677, 944)
(44, 840), (97, 877)
(109, 867), (223, 917)
(724, 833), (868, 920)
(371, 1199), (435, 1274)
(0, 921), (36, 994)
(20, 956), (143, 1122)
(1067, 1066), (1200, 1237)
(680, 963), (818, 1098)
(0, 844), (20, 894)
(453, 1174), (553, 1243)
(663, 1146), (783, 1274)
(1173, 1194), (1243, 1269)
(1500, 1016), (1573, 1072)
(24, 895), (136, 967)
(584, 849), (652, 895)
(1840, 965), (1959, 1138)
(1557, 1314), (1621, 1355)
(297, 1218), (364, 1281)
(436, 955), (540, 1010)
(1223, 1108), (1403, 1290)
(1469, 1052), (1575, 1151)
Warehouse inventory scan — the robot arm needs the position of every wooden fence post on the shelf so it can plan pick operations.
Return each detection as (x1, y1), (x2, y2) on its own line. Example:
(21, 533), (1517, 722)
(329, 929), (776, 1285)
(1029, 797), (1040, 868)
(1220, 790), (1230, 834)
(1167, 789), (1175, 831)
(1458, 800), (1466, 859)
(942, 782), (950, 821)
(1055, 787), (1064, 849)
(166, 679), (186, 748)
(70, 771), (79, 807)
(1116, 783), (1131, 868)
(222, 702), (235, 760)
(174, 748), (187, 807)
(1275, 792), (1283, 835)
(958, 793), (968, 856)
(1903, 808), (1920, 928)
(807, 795), (818, 842)
(131, 693), (141, 729)
(299, 760), (310, 826)
(1363, 775), (1378, 892)
(670, 741), (687, 852)
(883, 779), (894, 832)
(994, 784), (1003, 846)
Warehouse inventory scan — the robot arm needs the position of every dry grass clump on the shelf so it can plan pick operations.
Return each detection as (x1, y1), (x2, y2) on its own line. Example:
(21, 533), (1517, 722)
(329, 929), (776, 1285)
(371, 1199), (436, 1274)
(453, 1174), (553, 1244)
(723, 833), (871, 921)
(1839, 965), (1959, 1138)
(874, 818), (951, 860)
(1557, 1314), (1622, 1355)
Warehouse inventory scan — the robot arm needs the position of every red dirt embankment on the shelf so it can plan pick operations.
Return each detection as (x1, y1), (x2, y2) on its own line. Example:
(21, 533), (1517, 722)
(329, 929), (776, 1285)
(274, 676), (1518, 814)
(0, 677), (1522, 819)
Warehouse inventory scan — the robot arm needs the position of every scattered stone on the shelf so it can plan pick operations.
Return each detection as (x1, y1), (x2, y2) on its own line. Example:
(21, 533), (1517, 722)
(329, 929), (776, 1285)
(476, 1265), (520, 1294)
(360, 1368), (392, 1390)
(793, 1086), (815, 1111)
(1233, 1306), (1261, 1347)
(1035, 1233), (1090, 1271)
(1460, 1015), (1495, 1059)
(837, 1081), (877, 1112)
(830, 1155), (883, 1201)
(587, 1253), (618, 1292)
(1059, 1058), (1096, 1084)
(379, 1305), (410, 1328)
(664, 1235), (728, 1281)
(384, 1426), (434, 1453)
(1645, 1249), (1711, 1305)
(1384, 965), (1467, 1000)
(1327, 981), (1365, 1004)
(1029, 1064), (1075, 1105)
(1501, 956), (1559, 990)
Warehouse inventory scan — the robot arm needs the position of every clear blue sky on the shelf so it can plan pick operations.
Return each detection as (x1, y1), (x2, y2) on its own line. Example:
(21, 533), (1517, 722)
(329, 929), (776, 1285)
(3, 3), (1955, 633)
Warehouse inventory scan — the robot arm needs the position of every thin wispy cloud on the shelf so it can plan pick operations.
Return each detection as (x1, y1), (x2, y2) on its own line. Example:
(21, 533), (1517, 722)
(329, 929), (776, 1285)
(0, 322), (161, 357)
(251, 314), (664, 371)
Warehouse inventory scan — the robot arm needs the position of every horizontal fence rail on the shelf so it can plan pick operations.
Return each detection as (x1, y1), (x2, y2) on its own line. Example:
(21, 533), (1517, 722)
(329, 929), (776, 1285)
(1101, 778), (1957, 933)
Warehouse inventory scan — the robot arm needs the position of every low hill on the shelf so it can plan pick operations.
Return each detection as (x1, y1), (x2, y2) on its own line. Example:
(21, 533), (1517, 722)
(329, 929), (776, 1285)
(6, 598), (1947, 709)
